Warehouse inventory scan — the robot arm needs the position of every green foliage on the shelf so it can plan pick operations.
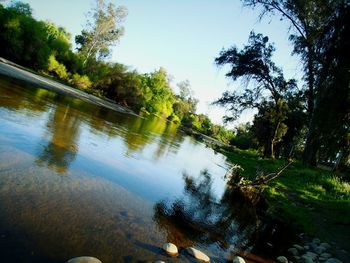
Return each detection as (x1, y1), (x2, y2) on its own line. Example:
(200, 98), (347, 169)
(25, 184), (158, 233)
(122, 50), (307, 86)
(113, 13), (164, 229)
(230, 123), (256, 150)
(75, 0), (127, 65)
(0, 3), (51, 69)
(70, 73), (92, 90)
(47, 55), (68, 80)
(242, 0), (350, 166)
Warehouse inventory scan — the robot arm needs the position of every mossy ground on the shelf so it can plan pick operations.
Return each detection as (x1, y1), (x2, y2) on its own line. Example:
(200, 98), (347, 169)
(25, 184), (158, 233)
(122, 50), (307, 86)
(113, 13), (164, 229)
(218, 148), (350, 250)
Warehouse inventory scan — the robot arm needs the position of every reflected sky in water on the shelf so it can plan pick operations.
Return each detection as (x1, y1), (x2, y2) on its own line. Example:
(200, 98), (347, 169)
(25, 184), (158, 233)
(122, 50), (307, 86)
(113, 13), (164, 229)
(0, 76), (260, 262)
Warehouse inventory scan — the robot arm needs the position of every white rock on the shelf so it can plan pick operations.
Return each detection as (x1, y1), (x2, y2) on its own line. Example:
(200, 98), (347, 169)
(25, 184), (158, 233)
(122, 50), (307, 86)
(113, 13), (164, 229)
(276, 256), (288, 263)
(67, 256), (102, 263)
(325, 258), (343, 263)
(186, 247), (210, 262)
(232, 256), (246, 263)
(162, 243), (178, 256)
(153, 261), (166, 263)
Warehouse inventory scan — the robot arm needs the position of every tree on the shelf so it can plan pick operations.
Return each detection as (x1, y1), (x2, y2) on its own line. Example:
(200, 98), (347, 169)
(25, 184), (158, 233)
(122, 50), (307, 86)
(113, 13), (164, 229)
(75, 0), (127, 66)
(214, 32), (298, 158)
(241, 0), (350, 166)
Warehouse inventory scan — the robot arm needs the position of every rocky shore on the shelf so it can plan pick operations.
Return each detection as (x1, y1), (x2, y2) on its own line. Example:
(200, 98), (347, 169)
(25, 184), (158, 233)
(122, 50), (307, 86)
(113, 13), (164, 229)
(277, 236), (348, 263)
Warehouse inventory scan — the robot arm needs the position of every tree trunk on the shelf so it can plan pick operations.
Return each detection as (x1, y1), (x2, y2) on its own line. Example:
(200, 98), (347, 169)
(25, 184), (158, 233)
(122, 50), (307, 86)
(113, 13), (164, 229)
(302, 123), (319, 166)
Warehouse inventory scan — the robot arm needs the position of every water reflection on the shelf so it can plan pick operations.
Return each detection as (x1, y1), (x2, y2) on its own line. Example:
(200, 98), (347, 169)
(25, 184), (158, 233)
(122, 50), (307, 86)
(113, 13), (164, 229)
(0, 75), (234, 262)
(154, 170), (268, 252)
(36, 100), (81, 173)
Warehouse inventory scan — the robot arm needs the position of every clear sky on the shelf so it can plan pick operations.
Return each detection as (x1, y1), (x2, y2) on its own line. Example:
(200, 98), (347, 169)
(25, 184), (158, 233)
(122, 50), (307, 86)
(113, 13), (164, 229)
(18, 0), (302, 126)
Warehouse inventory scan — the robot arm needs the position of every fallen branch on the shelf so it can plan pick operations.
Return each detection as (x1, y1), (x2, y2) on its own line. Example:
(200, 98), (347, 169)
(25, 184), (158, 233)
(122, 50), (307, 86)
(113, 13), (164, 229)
(227, 161), (293, 188)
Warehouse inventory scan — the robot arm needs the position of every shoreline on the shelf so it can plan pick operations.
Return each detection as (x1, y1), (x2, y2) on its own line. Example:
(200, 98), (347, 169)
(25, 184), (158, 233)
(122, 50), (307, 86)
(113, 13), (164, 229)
(0, 58), (137, 117)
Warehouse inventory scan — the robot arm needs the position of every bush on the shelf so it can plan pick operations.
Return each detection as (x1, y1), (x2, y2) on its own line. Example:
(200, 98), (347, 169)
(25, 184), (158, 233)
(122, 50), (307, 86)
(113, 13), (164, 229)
(47, 54), (68, 80)
(70, 73), (92, 90)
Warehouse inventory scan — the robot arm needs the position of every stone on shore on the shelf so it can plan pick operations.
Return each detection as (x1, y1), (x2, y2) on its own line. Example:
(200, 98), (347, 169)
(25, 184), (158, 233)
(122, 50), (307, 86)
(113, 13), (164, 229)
(232, 256), (245, 263)
(186, 247), (210, 262)
(162, 243), (178, 256)
(67, 256), (102, 263)
(277, 256), (288, 263)
(293, 244), (305, 252)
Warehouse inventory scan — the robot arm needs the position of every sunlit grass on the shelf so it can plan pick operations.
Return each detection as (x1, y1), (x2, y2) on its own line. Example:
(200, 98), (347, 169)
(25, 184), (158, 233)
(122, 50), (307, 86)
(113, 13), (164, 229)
(219, 148), (350, 244)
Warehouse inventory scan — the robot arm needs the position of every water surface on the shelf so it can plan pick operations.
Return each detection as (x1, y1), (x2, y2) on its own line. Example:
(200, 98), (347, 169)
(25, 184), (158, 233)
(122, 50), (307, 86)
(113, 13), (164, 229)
(0, 76), (261, 262)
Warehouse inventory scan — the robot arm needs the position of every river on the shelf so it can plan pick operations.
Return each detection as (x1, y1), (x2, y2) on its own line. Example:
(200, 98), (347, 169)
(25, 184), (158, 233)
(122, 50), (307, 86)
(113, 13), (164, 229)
(0, 74), (263, 262)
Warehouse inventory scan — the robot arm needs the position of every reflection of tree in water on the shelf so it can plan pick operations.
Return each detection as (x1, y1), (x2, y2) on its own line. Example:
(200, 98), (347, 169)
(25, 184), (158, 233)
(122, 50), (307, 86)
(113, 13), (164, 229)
(154, 170), (268, 252)
(36, 98), (81, 173)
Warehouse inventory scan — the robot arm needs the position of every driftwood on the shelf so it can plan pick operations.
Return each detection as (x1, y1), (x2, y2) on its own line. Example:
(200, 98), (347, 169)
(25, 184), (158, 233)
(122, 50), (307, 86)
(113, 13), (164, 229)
(226, 161), (293, 188)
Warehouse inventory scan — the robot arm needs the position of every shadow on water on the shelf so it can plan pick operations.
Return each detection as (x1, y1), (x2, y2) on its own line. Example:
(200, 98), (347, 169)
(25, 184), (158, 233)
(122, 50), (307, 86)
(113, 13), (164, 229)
(153, 170), (295, 260)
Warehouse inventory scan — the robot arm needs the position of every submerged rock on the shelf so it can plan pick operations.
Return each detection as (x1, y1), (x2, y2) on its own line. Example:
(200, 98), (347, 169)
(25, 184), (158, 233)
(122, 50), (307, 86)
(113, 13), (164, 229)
(186, 247), (210, 262)
(67, 256), (102, 263)
(162, 242), (178, 256)
(276, 256), (288, 263)
(232, 256), (245, 263)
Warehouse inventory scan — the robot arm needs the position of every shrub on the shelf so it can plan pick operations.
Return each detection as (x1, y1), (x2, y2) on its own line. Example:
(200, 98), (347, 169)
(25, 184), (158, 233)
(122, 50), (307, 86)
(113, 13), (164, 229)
(70, 73), (92, 90)
(47, 54), (68, 80)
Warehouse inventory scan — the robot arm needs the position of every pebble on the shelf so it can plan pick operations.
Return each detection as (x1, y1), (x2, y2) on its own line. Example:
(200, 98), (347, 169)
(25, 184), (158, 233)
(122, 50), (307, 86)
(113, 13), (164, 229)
(232, 256), (245, 263)
(186, 247), (210, 262)
(153, 261), (166, 263)
(277, 256), (288, 263)
(67, 257), (102, 263)
(162, 243), (178, 256)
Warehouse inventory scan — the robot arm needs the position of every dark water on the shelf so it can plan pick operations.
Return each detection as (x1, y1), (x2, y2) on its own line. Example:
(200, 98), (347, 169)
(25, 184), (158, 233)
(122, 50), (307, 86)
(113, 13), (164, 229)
(0, 76), (268, 262)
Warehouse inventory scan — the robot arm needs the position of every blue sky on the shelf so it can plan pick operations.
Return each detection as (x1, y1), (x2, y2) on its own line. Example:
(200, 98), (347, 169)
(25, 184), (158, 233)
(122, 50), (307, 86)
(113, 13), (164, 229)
(19, 0), (302, 126)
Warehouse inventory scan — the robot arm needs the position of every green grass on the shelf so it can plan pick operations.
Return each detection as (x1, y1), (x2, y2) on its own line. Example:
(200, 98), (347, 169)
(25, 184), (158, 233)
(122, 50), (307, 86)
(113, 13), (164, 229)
(219, 148), (350, 248)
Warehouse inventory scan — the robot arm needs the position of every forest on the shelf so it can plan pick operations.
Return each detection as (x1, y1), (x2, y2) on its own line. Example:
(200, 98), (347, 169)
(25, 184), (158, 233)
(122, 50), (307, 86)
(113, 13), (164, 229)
(0, 0), (349, 170)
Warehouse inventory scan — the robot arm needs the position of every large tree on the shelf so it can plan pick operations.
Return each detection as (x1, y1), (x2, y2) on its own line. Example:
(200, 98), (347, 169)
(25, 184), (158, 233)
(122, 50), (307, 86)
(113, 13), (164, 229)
(214, 32), (298, 158)
(75, 0), (127, 66)
(242, 0), (350, 166)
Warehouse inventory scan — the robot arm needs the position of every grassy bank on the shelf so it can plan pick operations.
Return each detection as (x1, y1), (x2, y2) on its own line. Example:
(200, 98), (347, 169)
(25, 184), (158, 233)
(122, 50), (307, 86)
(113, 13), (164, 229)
(218, 148), (350, 250)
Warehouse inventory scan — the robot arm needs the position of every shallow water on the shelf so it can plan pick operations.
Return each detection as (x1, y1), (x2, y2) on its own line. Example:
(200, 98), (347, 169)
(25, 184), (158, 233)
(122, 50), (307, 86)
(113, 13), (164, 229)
(0, 76), (262, 262)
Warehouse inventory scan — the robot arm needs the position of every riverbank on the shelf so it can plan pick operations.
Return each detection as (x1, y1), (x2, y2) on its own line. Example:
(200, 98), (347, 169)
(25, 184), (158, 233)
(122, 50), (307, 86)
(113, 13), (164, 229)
(0, 58), (136, 116)
(217, 147), (350, 261)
